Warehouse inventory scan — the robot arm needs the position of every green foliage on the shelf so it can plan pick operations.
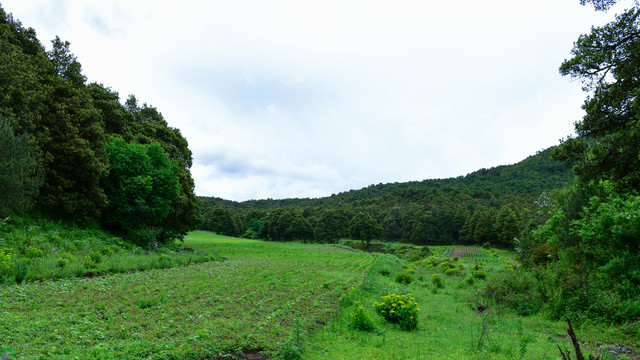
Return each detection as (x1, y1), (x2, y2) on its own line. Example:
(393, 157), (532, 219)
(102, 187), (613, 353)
(23, 246), (43, 259)
(483, 269), (543, 317)
(0, 118), (41, 216)
(373, 293), (420, 330)
(431, 273), (444, 288)
(349, 301), (376, 331)
(102, 137), (180, 245)
(89, 251), (102, 264)
(444, 267), (461, 277)
(349, 212), (382, 250)
(395, 271), (413, 284)
(471, 270), (487, 280)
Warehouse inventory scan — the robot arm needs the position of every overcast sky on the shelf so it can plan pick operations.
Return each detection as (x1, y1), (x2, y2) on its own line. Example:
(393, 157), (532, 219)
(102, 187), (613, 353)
(1, 0), (625, 201)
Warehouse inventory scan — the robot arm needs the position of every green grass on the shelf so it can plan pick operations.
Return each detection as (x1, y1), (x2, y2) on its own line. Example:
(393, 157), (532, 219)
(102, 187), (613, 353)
(0, 231), (374, 359)
(0, 216), (217, 283)
(304, 248), (639, 360)
(1, 233), (638, 359)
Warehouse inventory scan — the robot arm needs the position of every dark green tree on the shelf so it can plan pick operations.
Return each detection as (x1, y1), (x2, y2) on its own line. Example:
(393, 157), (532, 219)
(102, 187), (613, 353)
(315, 209), (348, 243)
(0, 117), (40, 215)
(493, 204), (520, 246)
(349, 212), (382, 250)
(556, 5), (640, 191)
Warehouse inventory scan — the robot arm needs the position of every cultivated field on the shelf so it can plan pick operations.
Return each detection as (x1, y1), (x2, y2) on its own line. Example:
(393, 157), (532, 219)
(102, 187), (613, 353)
(1, 236), (637, 359)
(0, 232), (373, 359)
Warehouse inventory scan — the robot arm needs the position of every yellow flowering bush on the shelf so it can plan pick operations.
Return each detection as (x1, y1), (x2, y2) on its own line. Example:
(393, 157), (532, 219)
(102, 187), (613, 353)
(0, 249), (15, 280)
(373, 293), (419, 330)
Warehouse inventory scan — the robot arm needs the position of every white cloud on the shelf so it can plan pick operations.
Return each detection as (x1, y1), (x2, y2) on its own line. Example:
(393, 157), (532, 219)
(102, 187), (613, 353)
(1, 0), (625, 200)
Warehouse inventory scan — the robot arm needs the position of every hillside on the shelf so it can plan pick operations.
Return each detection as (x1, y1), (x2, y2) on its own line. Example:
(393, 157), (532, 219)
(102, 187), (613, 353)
(200, 148), (574, 245)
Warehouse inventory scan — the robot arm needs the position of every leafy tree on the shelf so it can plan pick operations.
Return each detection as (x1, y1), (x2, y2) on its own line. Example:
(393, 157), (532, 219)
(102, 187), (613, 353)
(349, 212), (382, 250)
(0, 117), (40, 215)
(493, 205), (520, 246)
(556, 5), (640, 191)
(102, 137), (179, 245)
(315, 209), (348, 243)
(286, 212), (314, 242)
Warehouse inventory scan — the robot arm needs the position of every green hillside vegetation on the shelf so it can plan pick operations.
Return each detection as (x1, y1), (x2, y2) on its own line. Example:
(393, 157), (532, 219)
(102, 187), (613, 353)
(0, 4), (202, 284)
(200, 148), (573, 247)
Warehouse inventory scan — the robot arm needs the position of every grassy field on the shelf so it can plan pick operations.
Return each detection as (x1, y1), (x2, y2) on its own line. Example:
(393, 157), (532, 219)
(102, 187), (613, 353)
(0, 231), (373, 359)
(305, 246), (639, 360)
(1, 233), (638, 359)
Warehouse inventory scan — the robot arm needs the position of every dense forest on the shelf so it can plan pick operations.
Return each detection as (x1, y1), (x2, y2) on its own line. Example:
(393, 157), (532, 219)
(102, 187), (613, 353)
(199, 148), (574, 247)
(0, 6), (198, 245)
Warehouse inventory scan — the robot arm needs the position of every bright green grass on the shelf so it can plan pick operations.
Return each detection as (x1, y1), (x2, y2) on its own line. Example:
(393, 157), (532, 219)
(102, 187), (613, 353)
(304, 249), (635, 360)
(0, 231), (374, 359)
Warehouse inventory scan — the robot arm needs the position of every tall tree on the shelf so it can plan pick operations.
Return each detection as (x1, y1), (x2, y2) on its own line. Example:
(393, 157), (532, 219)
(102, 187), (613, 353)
(0, 117), (40, 215)
(349, 212), (382, 250)
(556, 5), (640, 191)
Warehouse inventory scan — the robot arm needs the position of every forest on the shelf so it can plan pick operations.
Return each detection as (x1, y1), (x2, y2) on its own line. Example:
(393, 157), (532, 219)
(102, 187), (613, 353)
(199, 148), (573, 247)
(1, 0), (640, 357)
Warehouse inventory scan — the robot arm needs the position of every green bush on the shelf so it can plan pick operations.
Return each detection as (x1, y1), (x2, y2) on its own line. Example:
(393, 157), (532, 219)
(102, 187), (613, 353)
(373, 293), (420, 330)
(482, 242), (491, 249)
(0, 249), (15, 282)
(349, 301), (375, 331)
(90, 251), (102, 264)
(431, 273), (444, 288)
(444, 268), (461, 276)
(483, 269), (542, 316)
(83, 256), (96, 269)
(464, 275), (475, 286)
(395, 271), (413, 285)
(471, 270), (487, 280)
(24, 246), (44, 259)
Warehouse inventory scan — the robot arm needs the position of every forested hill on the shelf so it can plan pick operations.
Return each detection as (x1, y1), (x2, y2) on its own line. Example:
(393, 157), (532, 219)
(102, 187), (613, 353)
(200, 148), (574, 245)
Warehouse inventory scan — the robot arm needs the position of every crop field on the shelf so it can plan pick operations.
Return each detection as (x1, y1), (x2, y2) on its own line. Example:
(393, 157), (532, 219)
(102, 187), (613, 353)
(1, 234), (638, 359)
(0, 232), (374, 359)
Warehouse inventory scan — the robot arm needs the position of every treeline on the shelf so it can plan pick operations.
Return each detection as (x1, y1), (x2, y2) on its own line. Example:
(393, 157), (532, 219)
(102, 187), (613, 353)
(199, 148), (574, 247)
(0, 7), (198, 245)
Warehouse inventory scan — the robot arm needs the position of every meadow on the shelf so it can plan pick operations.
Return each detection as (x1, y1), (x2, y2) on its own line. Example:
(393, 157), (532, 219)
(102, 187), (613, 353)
(1, 233), (638, 359)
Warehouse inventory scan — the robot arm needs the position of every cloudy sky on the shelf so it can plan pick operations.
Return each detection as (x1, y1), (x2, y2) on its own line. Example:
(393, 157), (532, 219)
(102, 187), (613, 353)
(1, 0), (625, 201)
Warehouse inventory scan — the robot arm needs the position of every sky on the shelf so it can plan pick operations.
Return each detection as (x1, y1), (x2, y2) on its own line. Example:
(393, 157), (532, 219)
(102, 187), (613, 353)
(0, 0), (627, 201)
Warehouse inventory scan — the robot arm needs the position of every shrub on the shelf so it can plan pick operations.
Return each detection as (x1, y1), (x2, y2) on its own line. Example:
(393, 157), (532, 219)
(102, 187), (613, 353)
(472, 270), (487, 280)
(431, 273), (444, 288)
(158, 253), (172, 268)
(83, 256), (96, 269)
(90, 251), (102, 264)
(379, 268), (391, 276)
(373, 293), (420, 330)
(464, 275), (475, 286)
(56, 258), (68, 268)
(482, 242), (491, 249)
(395, 271), (413, 285)
(24, 246), (44, 259)
(483, 269), (541, 316)
(0, 249), (15, 281)
(349, 301), (375, 331)
(444, 268), (461, 276)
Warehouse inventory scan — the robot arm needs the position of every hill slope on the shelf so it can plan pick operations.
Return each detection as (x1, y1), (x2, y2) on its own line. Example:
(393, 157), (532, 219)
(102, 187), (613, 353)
(200, 148), (573, 245)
